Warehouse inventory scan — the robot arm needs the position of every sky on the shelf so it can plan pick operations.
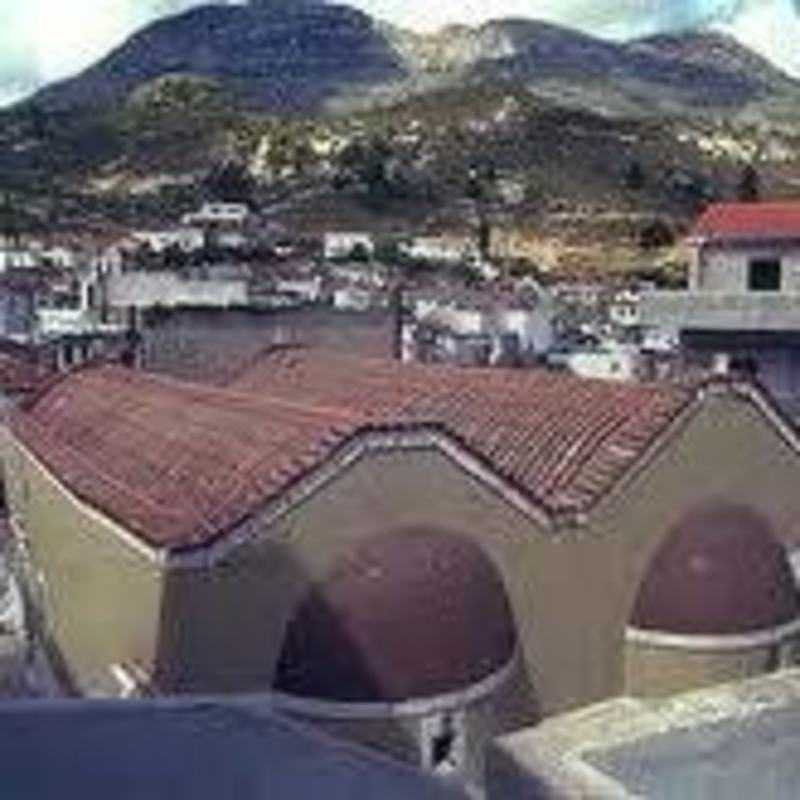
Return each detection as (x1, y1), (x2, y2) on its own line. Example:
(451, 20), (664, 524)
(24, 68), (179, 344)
(0, 0), (798, 106)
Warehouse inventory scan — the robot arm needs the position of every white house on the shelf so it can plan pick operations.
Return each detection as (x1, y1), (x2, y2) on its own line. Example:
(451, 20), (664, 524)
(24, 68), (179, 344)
(324, 233), (374, 261)
(548, 342), (646, 382)
(0, 248), (37, 271)
(182, 203), (249, 226)
(401, 235), (478, 265)
(216, 230), (249, 250)
(131, 228), (205, 254)
(412, 299), (554, 366)
(39, 246), (78, 270)
(274, 276), (322, 304)
(105, 273), (247, 309)
(608, 289), (641, 329)
(332, 287), (373, 311)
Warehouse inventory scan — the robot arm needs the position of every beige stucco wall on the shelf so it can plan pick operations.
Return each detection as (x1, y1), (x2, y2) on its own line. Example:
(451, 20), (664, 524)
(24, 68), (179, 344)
(697, 244), (800, 292)
(2, 436), (164, 695)
(6, 389), (800, 718)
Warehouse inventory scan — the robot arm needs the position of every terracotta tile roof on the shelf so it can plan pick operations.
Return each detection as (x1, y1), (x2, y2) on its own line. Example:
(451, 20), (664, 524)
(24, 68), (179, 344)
(691, 202), (800, 241)
(231, 350), (693, 512)
(11, 354), (694, 551)
(12, 367), (365, 549)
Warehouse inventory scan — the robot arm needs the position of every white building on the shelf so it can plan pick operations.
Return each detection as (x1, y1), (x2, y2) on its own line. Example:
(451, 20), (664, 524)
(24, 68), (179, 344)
(216, 230), (249, 250)
(106, 273), (247, 309)
(324, 233), (374, 261)
(274, 277), (322, 304)
(609, 289), (641, 329)
(413, 301), (554, 366)
(0, 248), (37, 271)
(39, 246), (78, 270)
(330, 263), (388, 289)
(333, 287), (373, 311)
(401, 235), (478, 265)
(641, 202), (800, 411)
(131, 228), (205, 254)
(548, 342), (646, 382)
(182, 203), (249, 227)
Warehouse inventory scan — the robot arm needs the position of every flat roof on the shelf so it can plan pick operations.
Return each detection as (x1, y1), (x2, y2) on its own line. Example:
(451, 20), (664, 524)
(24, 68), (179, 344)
(489, 668), (800, 800)
(589, 705), (800, 799)
(0, 696), (465, 800)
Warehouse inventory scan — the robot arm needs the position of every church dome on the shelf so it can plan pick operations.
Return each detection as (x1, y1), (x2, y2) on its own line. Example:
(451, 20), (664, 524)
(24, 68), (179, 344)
(274, 529), (517, 703)
(631, 503), (799, 635)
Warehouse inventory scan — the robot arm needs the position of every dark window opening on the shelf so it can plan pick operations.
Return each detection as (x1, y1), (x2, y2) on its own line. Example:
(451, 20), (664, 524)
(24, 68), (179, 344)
(430, 714), (456, 769)
(748, 259), (782, 291)
(431, 728), (455, 768)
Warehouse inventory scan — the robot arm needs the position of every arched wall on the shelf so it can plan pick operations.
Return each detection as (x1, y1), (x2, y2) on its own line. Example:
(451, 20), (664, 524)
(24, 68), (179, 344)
(156, 392), (800, 718)
(156, 447), (542, 724)
(586, 392), (800, 700)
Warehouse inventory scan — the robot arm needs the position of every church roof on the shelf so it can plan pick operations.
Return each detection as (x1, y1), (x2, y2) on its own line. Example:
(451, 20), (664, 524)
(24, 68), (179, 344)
(11, 353), (693, 551)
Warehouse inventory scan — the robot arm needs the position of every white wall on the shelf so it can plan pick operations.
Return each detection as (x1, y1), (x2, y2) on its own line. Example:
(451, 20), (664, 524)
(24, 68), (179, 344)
(107, 273), (247, 309)
(697, 244), (800, 292)
(324, 233), (374, 260)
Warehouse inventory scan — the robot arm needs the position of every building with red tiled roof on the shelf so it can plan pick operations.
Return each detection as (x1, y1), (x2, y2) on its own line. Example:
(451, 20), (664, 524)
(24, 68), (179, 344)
(6, 353), (800, 792)
(643, 201), (800, 414)
(684, 202), (800, 294)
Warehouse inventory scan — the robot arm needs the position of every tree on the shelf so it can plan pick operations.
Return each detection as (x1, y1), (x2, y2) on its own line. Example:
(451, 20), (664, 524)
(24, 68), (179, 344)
(623, 159), (645, 191)
(639, 219), (675, 250)
(0, 194), (21, 246)
(203, 161), (254, 205)
(737, 164), (760, 203)
(478, 217), (491, 259)
(349, 243), (371, 263)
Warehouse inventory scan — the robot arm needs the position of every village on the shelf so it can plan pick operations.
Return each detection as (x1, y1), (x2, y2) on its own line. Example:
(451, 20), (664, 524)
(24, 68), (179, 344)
(0, 189), (799, 407)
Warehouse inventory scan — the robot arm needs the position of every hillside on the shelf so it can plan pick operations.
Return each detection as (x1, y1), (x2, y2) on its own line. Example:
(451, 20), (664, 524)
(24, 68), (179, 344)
(2, 2), (800, 269)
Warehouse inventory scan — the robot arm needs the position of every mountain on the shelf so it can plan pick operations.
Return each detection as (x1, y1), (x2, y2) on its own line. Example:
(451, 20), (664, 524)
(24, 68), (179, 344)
(32, 3), (406, 113)
(25, 4), (800, 119)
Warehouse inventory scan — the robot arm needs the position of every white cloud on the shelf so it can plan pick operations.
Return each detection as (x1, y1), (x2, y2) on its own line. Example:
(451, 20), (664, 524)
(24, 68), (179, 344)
(715, 0), (800, 76)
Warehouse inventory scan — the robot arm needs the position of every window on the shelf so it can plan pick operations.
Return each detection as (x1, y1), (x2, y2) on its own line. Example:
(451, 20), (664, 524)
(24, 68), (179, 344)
(748, 258), (782, 291)
(420, 711), (466, 774)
